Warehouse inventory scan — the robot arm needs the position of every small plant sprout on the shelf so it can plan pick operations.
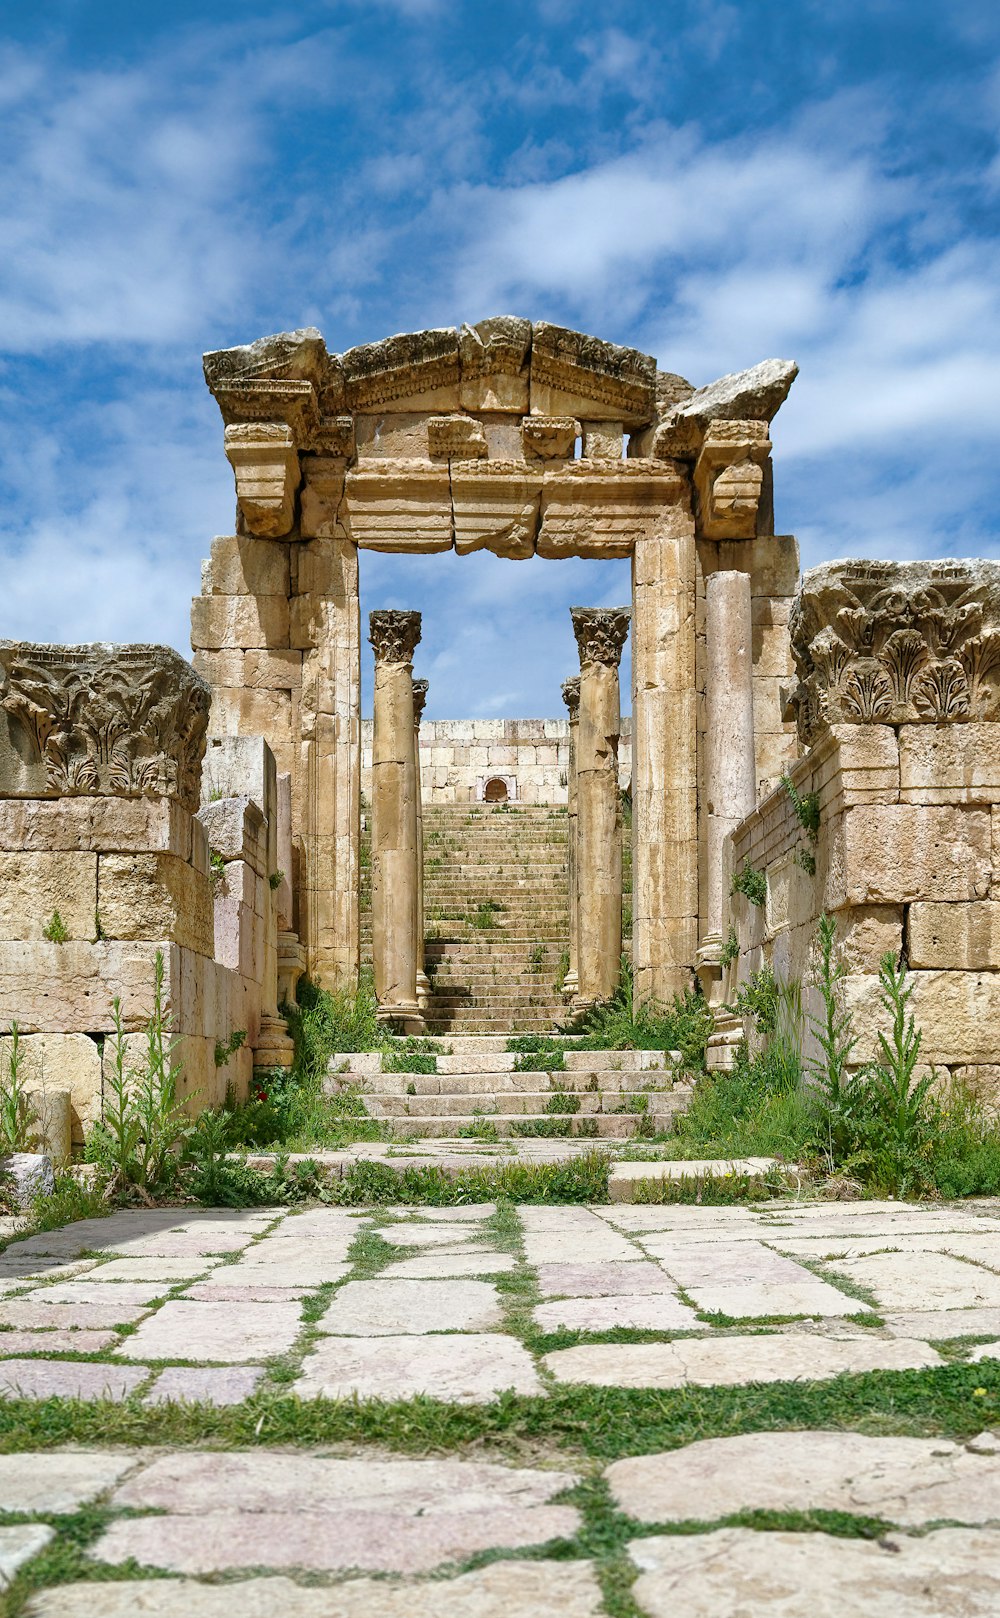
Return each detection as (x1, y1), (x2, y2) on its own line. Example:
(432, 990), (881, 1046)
(0, 1023), (39, 1154)
(269, 870), (284, 891)
(214, 1030), (247, 1069)
(781, 772), (821, 843)
(43, 910), (69, 943)
(730, 865), (767, 908)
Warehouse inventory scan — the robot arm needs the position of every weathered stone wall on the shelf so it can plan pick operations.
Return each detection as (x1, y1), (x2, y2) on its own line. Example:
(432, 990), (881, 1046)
(719, 559), (1000, 1106)
(360, 718), (633, 806)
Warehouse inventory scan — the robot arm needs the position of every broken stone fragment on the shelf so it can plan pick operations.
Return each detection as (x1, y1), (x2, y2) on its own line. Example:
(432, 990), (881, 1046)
(202, 328), (328, 391)
(1, 1152), (54, 1209)
(674, 357), (798, 427)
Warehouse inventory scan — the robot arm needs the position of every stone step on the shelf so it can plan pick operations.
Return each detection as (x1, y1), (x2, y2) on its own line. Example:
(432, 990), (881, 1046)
(387, 1112), (673, 1139)
(333, 1071), (673, 1098)
(367, 1089), (674, 1117)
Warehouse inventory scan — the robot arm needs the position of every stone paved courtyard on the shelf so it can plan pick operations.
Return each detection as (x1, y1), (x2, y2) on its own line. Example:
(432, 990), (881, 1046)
(0, 1197), (999, 1612)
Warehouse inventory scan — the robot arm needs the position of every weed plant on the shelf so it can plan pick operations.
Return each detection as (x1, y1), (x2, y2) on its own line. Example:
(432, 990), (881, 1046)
(0, 1023), (39, 1155)
(562, 957), (713, 1068)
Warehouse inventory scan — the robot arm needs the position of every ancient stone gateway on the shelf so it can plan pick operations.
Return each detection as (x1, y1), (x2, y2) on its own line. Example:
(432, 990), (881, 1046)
(193, 318), (800, 1017)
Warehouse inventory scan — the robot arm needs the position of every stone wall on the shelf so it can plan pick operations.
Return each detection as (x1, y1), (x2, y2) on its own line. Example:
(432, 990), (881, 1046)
(719, 559), (1000, 1106)
(360, 718), (633, 806)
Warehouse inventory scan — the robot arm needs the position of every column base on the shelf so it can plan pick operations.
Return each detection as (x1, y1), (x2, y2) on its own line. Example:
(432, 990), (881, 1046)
(561, 969), (579, 999)
(253, 1013), (296, 1071)
(376, 1002), (427, 1036)
(706, 1012), (743, 1072)
(416, 970), (432, 1011)
(277, 931), (308, 1009)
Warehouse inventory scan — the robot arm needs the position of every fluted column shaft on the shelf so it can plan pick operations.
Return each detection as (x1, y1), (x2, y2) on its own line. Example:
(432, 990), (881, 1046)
(571, 607), (630, 1010)
(561, 677), (580, 998)
(369, 610), (425, 1032)
(702, 571), (756, 958)
(413, 678), (431, 1011)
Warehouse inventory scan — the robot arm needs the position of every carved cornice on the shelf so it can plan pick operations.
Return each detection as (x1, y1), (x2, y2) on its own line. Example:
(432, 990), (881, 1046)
(369, 610), (422, 666)
(561, 676), (581, 717)
(790, 560), (1000, 744)
(0, 644), (210, 810)
(412, 678), (428, 723)
(570, 608), (631, 669)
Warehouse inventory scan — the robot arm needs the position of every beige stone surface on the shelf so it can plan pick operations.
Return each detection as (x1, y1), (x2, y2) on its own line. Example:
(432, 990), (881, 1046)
(116, 1300), (302, 1362)
(644, 1239), (859, 1317)
(628, 1527), (1000, 1617)
(0, 1524), (53, 1590)
(224, 422), (299, 538)
(0, 852), (97, 941)
(909, 900), (1000, 970)
(295, 1333), (544, 1401)
(833, 1250), (1000, 1310)
(826, 804), (991, 906)
(533, 1294), (696, 1333)
(346, 460), (453, 551)
(0, 796), (194, 858)
(536, 1261), (679, 1297)
(202, 533), (290, 597)
(0, 1361), (148, 1399)
(0, 1033), (102, 1146)
(899, 723), (1000, 805)
(545, 1334), (940, 1388)
(318, 1279), (503, 1335)
(571, 610), (629, 1009)
(0, 1451), (134, 1513)
(0, 1329), (118, 1353)
(190, 592), (290, 650)
(883, 1307), (1000, 1338)
(608, 1431), (1000, 1525)
(379, 1221), (482, 1248)
(0, 1298), (151, 1330)
(27, 1562), (604, 1617)
(381, 1252), (517, 1279)
(97, 853), (214, 956)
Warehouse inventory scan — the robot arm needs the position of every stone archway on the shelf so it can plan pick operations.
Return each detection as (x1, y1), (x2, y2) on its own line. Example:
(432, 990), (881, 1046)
(482, 777), (509, 803)
(194, 319), (800, 1010)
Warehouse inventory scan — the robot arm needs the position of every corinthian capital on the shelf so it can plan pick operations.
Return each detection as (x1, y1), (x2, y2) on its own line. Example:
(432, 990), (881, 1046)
(561, 676), (581, 717)
(369, 610), (422, 666)
(412, 678), (428, 723)
(570, 607), (630, 669)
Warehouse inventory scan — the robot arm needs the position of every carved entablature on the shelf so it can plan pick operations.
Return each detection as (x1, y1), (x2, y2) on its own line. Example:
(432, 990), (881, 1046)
(412, 678), (428, 723)
(789, 560), (1000, 744)
(344, 329), (462, 413)
(530, 323), (655, 423)
(0, 643), (210, 810)
(561, 676), (581, 717)
(369, 610), (422, 667)
(427, 415), (488, 460)
(571, 608), (631, 670)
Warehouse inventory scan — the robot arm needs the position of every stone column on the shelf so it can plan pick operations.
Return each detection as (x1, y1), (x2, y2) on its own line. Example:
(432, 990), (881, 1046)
(412, 677), (431, 1012)
(571, 607), (630, 1011)
(369, 610), (425, 1032)
(698, 572), (756, 1010)
(561, 676), (580, 999)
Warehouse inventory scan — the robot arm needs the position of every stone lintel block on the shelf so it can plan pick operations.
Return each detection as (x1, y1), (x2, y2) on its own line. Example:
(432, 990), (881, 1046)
(451, 461), (542, 558)
(224, 422), (300, 538)
(0, 797), (195, 859)
(190, 594), (290, 651)
(538, 460), (686, 558)
(825, 804), (991, 908)
(198, 798), (267, 874)
(98, 853), (214, 957)
(353, 414), (434, 461)
(900, 723), (1000, 805)
(718, 534), (800, 597)
(909, 900), (1000, 971)
(202, 535), (290, 597)
(522, 416), (579, 460)
(427, 414), (488, 459)
(0, 1031), (102, 1144)
(345, 460), (453, 552)
(0, 851), (97, 941)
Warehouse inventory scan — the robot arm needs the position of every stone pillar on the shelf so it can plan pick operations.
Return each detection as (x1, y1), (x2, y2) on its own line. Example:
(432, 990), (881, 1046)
(699, 572), (756, 1011)
(561, 677), (580, 999)
(412, 678), (431, 1011)
(369, 610), (425, 1032)
(631, 500), (699, 1004)
(571, 607), (630, 1011)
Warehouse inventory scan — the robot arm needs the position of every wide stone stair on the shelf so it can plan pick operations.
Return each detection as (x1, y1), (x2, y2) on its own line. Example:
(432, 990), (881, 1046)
(326, 1035), (693, 1140)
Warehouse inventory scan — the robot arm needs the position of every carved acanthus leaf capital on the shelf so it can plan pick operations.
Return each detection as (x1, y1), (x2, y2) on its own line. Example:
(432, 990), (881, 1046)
(790, 559), (1000, 744)
(0, 643), (210, 810)
(369, 610), (422, 666)
(561, 676), (581, 717)
(412, 678), (428, 722)
(571, 608), (631, 670)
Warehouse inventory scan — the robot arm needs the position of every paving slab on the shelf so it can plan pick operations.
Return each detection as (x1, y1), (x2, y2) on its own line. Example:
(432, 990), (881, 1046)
(535, 1261), (686, 1298)
(0, 1258), (98, 1282)
(522, 1229), (641, 1265)
(381, 1251), (517, 1279)
(116, 1300), (302, 1363)
(833, 1251), (1000, 1310)
(26, 1561), (603, 1617)
(597, 1205), (772, 1233)
(318, 1278), (503, 1335)
(0, 1299), (152, 1330)
(265, 1211), (363, 1239)
(295, 1333), (544, 1401)
(238, 1236), (354, 1267)
(0, 1329), (118, 1355)
(83, 1258), (221, 1283)
(628, 1527), (1000, 1616)
(87, 1232), (257, 1258)
(969, 1342), (1000, 1362)
(0, 1524), (53, 1589)
(30, 1281), (169, 1308)
(409, 1203), (496, 1221)
(378, 1224), (487, 1248)
(214, 1258), (352, 1289)
(101, 1453), (579, 1573)
(144, 1366), (267, 1404)
(179, 1280), (315, 1302)
(0, 1451), (134, 1513)
(643, 1239), (859, 1318)
(0, 1360), (149, 1400)
(533, 1294), (698, 1333)
(607, 1431), (1000, 1524)
(883, 1306), (1000, 1338)
(545, 1334), (941, 1388)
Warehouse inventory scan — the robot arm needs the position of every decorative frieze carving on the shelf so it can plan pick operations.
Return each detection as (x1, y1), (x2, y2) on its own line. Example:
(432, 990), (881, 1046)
(530, 323), (656, 423)
(369, 611), (422, 667)
(203, 328), (330, 440)
(790, 560), (1000, 744)
(538, 461), (685, 558)
(522, 417), (579, 460)
(0, 644), (210, 810)
(451, 461), (542, 559)
(427, 415), (488, 460)
(342, 329), (461, 412)
(694, 420), (771, 540)
(570, 608), (631, 669)
(224, 423), (300, 538)
(459, 317), (531, 412)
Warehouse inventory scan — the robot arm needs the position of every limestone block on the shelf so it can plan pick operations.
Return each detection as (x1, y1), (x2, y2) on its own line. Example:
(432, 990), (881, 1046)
(345, 460), (452, 552)
(243, 651), (302, 690)
(0, 940), (182, 1035)
(529, 321), (656, 423)
(451, 462), (542, 558)
(764, 853), (816, 936)
(0, 1032), (102, 1145)
(224, 423), (299, 538)
(0, 1152), (54, 1208)
(950, 1065), (1000, 1111)
(694, 420), (770, 540)
(582, 421), (624, 458)
(459, 315), (531, 412)
(481, 415), (526, 458)
(202, 535), (290, 597)
(342, 327), (461, 412)
(0, 852), (97, 941)
(0, 797), (193, 859)
(299, 455), (346, 538)
(190, 594), (290, 651)
(836, 905), (904, 971)
(97, 854), (215, 957)
(198, 799), (266, 874)
(24, 1087), (71, 1162)
(825, 805), (991, 907)
(828, 724), (900, 803)
(427, 414), (487, 459)
(538, 461), (685, 558)
(909, 901), (1000, 971)
(718, 534), (799, 597)
(900, 724), (1000, 805)
(752, 619), (794, 678)
(842, 969), (1000, 1066)
(202, 737), (277, 837)
(522, 417), (579, 460)
(209, 687), (294, 746)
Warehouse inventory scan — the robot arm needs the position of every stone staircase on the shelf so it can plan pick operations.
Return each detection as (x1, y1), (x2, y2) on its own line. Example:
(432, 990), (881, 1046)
(326, 1035), (692, 1140)
(362, 803), (571, 1035)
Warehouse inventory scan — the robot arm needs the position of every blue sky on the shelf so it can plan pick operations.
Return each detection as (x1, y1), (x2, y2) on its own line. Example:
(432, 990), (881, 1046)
(1, 0), (998, 717)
